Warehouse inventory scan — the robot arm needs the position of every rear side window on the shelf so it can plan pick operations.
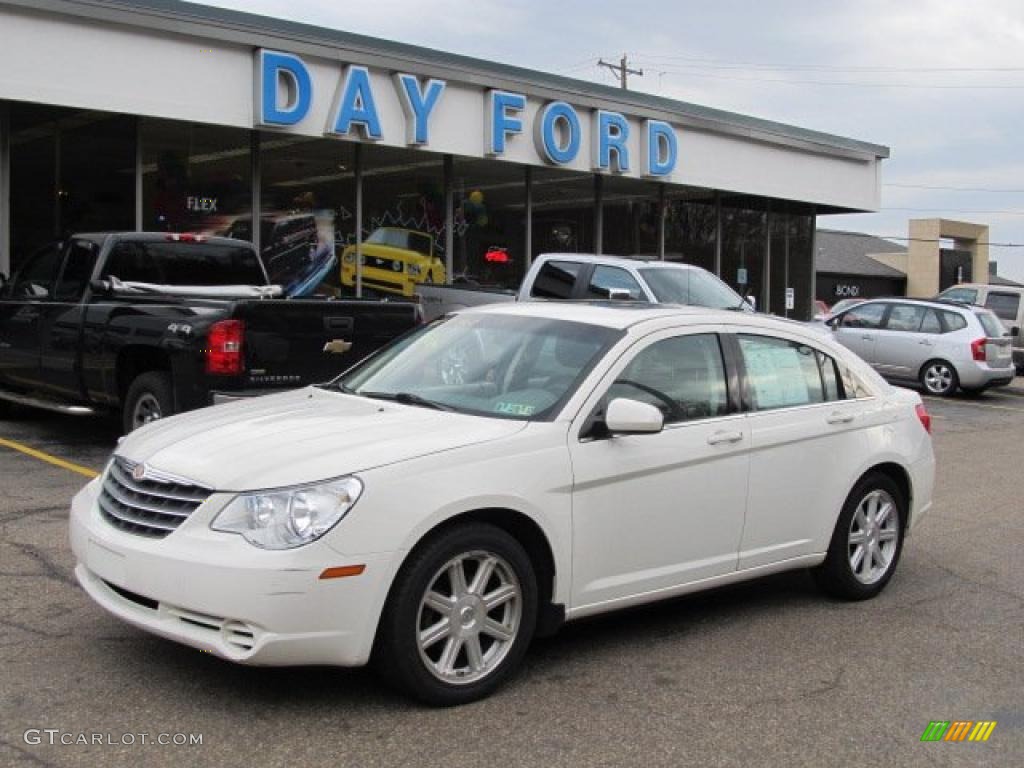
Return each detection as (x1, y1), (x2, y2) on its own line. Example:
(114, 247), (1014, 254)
(530, 260), (581, 299)
(984, 292), (1021, 322)
(884, 305), (925, 332)
(738, 335), (841, 410)
(941, 311), (968, 332)
(585, 266), (644, 300)
(840, 303), (886, 329)
(54, 240), (100, 301)
(976, 310), (1006, 338)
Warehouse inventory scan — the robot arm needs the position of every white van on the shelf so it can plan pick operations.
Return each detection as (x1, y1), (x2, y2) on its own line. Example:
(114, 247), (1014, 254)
(937, 283), (1024, 372)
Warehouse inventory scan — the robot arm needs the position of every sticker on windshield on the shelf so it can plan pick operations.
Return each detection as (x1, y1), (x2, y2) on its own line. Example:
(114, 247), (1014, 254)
(494, 402), (536, 417)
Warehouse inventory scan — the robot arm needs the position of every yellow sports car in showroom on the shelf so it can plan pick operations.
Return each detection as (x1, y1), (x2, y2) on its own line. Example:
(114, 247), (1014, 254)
(341, 227), (445, 296)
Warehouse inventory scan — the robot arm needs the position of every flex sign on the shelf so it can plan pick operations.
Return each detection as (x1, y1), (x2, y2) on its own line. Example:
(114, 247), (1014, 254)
(255, 49), (679, 177)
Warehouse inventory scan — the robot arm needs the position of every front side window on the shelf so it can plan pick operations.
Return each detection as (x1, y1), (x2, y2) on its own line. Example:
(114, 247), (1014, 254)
(840, 303), (886, 329)
(884, 304), (926, 332)
(606, 333), (729, 424)
(530, 260), (581, 299)
(638, 267), (745, 310)
(9, 242), (62, 299)
(585, 266), (645, 300)
(984, 292), (1021, 322)
(53, 240), (100, 301)
(739, 335), (842, 410)
(337, 314), (621, 421)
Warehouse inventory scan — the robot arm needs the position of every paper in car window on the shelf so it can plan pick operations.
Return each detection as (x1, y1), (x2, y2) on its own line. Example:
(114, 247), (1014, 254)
(743, 343), (810, 409)
(494, 402), (536, 417)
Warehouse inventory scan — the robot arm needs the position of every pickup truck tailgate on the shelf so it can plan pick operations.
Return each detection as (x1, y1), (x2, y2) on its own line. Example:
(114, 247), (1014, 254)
(232, 299), (419, 388)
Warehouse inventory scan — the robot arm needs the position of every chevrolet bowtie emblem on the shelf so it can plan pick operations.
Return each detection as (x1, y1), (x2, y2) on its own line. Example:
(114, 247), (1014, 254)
(323, 339), (353, 355)
(132, 463), (146, 482)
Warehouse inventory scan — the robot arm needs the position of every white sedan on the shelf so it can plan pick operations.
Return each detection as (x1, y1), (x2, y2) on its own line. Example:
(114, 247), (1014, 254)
(70, 302), (935, 705)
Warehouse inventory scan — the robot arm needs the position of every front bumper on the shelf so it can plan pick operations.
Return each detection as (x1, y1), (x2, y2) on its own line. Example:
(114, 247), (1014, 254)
(69, 477), (396, 667)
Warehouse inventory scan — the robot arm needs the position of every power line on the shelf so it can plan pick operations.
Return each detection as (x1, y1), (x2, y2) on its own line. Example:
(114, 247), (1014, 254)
(819, 230), (1024, 248)
(650, 68), (1024, 90)
(598, 54), (643, 90)
(882, 207), (1024, 216)
(634, 54), (1024, 73)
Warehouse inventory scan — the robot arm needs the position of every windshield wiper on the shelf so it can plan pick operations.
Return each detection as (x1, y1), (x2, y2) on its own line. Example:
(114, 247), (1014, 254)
(317, 380), (356, 394)
(358, 391), (454, 411)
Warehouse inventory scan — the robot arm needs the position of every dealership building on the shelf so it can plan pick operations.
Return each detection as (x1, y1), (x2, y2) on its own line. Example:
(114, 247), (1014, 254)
(0, 0), (890, 318)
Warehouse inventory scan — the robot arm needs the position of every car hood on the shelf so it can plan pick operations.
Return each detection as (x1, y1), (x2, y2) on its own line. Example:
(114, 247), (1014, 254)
(116, 387), (527, 491)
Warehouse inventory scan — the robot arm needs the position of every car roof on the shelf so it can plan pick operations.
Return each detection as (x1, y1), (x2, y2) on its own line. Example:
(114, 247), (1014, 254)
(946, 282), (1024, 293)
(459, 299), (805, 332)
(856, 296), (974, 312)
(535, 253), (702, 270)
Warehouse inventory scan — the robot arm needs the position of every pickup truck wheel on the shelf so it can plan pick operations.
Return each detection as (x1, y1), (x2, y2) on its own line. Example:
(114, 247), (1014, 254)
(123, 372), (174, 433)
(375, 523), (537, 706)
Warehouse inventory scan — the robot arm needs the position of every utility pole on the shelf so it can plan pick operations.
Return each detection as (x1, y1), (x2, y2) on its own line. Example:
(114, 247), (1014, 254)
(598, 53), (643, 90)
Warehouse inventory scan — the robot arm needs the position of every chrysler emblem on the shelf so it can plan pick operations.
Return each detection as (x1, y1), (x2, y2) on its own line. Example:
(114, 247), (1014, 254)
(132, 463), (147, 482)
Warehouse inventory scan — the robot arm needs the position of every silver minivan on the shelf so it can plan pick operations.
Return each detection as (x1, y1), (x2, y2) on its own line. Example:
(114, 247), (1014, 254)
(937, 283), (1024, 372)
(826, 298), (1014, 396)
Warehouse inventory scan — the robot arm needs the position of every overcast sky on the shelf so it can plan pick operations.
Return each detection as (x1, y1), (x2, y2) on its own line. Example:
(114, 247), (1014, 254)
(210, 0), (1024, 280)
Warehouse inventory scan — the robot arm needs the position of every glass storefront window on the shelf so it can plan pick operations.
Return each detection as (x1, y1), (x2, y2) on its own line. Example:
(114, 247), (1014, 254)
(359, 144), (445, 298)
(9, 104), (134, 273)
(259, 135), (355, 296)
(721, 196), (767, 309)
(601, 175), (660, 257)
(531, 167), (594, 258)
(665, 188), (718, 274)
(141, 118), (250, 239)
(768, 206), (815, 318)
(451, 157), (526, 288)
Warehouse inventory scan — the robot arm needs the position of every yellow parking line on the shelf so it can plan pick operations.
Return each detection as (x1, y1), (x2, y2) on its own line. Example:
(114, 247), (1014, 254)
(0, 437), (100, 479)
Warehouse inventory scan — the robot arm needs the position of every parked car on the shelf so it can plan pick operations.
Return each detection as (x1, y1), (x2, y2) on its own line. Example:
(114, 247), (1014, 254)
(227, 214), (335, 297)
(71, 301), (934, 705)
(937, 283), (1024, 372)
(824, 297), (865, 319)
(416, 253), (752, 321)
(813, 299), (830, 319)
(341, 227), (446, 297)
(826, 298), (1014, 396)
(0, 233), (420, 432)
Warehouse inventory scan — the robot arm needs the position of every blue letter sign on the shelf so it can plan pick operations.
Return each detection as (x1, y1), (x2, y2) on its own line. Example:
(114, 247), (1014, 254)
(330, 65), (383, 140)
(593, 110), (630, 172)
(394, 74), (446, 146)
(535, 101), (582, 165)
(256, 50), (312, 127)
(642, 120), (678, 177)
(486, 90), (527, 155)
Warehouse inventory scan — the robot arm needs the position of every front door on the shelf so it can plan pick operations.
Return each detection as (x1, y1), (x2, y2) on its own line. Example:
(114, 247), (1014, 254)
(871, 303), (932, 380)
(832, 301), (887, 367)
(568, 328), (749, 612)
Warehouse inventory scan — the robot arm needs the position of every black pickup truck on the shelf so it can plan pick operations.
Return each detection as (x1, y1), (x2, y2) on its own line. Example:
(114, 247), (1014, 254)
(0, 233), (419, 432)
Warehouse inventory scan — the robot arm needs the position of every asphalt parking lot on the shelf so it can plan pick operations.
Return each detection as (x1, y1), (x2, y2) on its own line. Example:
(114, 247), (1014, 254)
(1, 388), (1021, 768)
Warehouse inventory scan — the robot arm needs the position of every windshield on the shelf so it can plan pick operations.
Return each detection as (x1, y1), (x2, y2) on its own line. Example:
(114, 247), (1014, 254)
(336, 314), (622, 420)
(638, 267), (745, 310)
(366, 228), (432, 255)
(975, 310), (1006, 337)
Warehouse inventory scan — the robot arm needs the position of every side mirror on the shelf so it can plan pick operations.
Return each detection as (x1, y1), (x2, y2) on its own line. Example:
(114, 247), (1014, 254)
(89, 278), (110, 295)
(744, 296), (757, 310)
(606, 288), (634, 301)
(605, 398), (664, 435)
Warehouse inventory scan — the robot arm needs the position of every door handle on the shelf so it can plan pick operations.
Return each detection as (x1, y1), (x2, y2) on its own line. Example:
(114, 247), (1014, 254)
(861, 334), (873, 341)
(826, 412), (855, 425)
(707, 430), (744, 445)
(918, 339), (932, 346)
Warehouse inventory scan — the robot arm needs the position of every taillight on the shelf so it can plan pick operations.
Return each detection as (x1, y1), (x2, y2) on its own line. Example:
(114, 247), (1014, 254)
(206, 319), (244, 375)
(166, 233), (207, 243)
(970, 337), (987, 362)
(915, 403), (932, 434)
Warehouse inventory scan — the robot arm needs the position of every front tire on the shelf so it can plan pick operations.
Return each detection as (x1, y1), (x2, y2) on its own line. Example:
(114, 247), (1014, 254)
(814, 473), (906, 600)
(375, 523), (537, 706)
(122, 371), (174, 434)
(920, 359), (958, 396)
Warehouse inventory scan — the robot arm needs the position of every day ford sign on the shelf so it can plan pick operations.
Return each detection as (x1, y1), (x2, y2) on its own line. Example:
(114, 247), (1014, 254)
(255, 49), (679, 178)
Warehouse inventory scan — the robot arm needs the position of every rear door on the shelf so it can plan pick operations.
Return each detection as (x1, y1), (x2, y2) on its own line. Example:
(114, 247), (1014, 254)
(872, 303), (930, 380)
(233, 299), (420, 389)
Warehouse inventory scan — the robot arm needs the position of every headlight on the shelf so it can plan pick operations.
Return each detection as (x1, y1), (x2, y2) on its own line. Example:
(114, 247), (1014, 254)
(211, 476), (363, 549)
(392, 260), (403, 272)
(343, 252), (355, 264)
(407, 264), (421, 276)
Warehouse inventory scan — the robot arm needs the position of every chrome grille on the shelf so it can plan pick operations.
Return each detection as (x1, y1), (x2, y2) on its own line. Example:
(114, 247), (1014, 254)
(98, 457), (210, 539)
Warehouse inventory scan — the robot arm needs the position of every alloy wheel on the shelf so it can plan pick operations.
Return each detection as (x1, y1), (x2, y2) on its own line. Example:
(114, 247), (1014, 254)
(132, 393), (163, 429)
(848, 489), (900, 585)
(416, 550), (522, 685)
(923, 363), (954, 395)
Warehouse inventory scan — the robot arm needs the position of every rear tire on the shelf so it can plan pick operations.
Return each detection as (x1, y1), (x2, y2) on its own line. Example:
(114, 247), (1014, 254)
(374, 523), (537, 706)
(122, 371), (174, 434)
(919, 359), (959, 397)
(814, 472), (906, 600)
